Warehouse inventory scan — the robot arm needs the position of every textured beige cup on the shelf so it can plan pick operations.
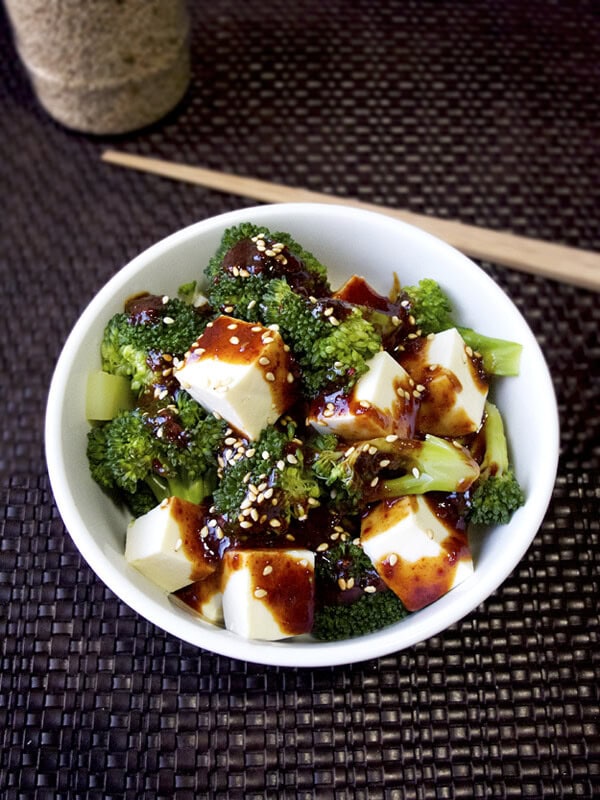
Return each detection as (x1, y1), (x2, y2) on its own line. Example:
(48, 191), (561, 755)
(5, 0), (190, 134)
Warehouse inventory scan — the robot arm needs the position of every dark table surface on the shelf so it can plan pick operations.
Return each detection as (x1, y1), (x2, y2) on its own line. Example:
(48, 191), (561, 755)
(1, 1), (599, 798)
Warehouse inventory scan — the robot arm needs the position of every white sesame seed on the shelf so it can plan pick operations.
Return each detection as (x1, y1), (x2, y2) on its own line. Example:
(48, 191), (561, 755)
(262, 451), (270, 460)
(346, 577), (355, 590)
(412, 467), (420, 479)
(259, 356), (270, 366)
(269, 519), (281, 528)
(329, 316), (340, 326)
(389, 554), (398, 566)
(163, 317), (175, 325)
(286, 453), (298, 465)
(316, 543), (329, 552)
(174, 538), (182, 552)
(386, 434), (399, 442)
(338, 577), (347, 591)
(262, 565), (273, 576)
(364, 585), (376, 594)
(229, 336), (240, 345)
(370, 477), (379, 487)
(380, 459), (391, 468)
(254, 588), (267, 598)
(240, 520), (253, 529)
(265, 372), (275, 382)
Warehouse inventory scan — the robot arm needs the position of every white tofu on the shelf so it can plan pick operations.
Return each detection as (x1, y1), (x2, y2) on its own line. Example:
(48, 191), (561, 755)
(222, 549), (315, 640)
(125, 497), (215, 593)
(172, 572), (224, 625)
(307, 350), (418, 440)
(401, 327), (488, 436)
(175, 315), (297, 441)
(360, 495), (473, 612)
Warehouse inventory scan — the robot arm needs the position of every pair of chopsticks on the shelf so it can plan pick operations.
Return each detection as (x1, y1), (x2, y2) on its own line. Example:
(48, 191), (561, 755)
(101, 150), (600, 292)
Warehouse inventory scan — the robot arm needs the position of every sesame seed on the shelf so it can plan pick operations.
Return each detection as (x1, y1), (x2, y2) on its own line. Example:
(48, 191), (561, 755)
(229, 336), (240, 345)
(269, 519), (281, 528)
(286, 453), (298, 465)
(259, 356), (270, 366)
(224, 437), (237, 446)
(247, 299), (256, 309)
(163, 317), (175, 325)
(174, 538), (182, 552)
(239, 520), (253, 529)
(286, 533), (296, 541)
(316, 543), (329, 552)
(391, 315), (401, 327)
(251, 325), (262, 332)
(329, 316), (340, 326)
(254, 588), (267, 598)
(386, 434), (399, 442)
(246, 448), (256, 457)
(262, 336), (274, 344)
(389, 554), (398, 567)
(346, 577), (355, 590)
(162, 295), (169, 304)
(330, 532), (340, 541)
(465, 345), (474, 357)
(265, 372), (275, 382)
(368, 446), (378, 456)
(413, 390), (421, 399)
(277, 460), (285, 470)
(364, 585), (377, 594)
(299, 558), (308, 567)
(239, 269), (250, 278)
(200, 526), (209, 538)
(307, 497), (320, 507)
(262, 451), (270, 460)
(324, 307), (333, 317)
(262, 565), (273, 576)
(380, 459), (391, 468)
(338, 577), (347, 591)
(227, 322), (238, 330)
(359, 400), (371, 409)
(344, 446), (356, 457)
(416, 384), (425, 392)
(412, 467), (420, 478)
(370, 477), (379, 487)
(287, 372), (294, 383)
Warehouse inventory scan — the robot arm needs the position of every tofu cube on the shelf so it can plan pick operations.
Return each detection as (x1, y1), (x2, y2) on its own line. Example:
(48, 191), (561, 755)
(360, 495), (474, 612)
(125, 497), (216, 593)
(401, 327), (488, 436)
(175, 315), (297, 440)
(172, 572), (224, 625)
(307, 350), (418, 440)
(222, 549), (315, 640)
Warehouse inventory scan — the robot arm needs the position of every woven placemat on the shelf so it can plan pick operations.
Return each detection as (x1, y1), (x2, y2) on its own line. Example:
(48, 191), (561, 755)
(1, 1), (598, 797)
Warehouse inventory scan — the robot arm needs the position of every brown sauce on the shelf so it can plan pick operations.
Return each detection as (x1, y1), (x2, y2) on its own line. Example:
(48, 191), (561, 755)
(222, 237), (330, 298)
(225, 549), (315, 636)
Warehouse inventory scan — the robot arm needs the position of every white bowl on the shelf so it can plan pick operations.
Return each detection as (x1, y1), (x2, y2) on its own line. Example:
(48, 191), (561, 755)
(45, 203), (559, 667)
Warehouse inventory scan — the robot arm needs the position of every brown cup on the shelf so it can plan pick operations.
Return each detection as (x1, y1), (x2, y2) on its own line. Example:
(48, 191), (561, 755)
(5, 0), (191, 134)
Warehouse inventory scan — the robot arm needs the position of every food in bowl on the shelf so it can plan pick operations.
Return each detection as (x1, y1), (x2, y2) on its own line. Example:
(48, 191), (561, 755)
(84, 221), (525, 643)
(45, 203), (559, 667)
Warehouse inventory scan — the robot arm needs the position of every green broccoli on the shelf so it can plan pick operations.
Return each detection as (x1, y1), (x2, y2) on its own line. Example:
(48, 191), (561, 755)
(101, 293), (207, 394)
(204, 223), (331, 318)
(87, 396), (226, 515)
(260, 279), (382, 397)
(401, 278), (455, 335)
(401, 279), (522, 376)
(212, 419), (321, 536)
(468, 401), (525, 525)
(312, 542), (406, 640)
(312, 432), (480, 512)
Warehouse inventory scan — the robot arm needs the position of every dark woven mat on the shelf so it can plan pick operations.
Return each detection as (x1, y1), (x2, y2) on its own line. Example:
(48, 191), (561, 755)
(1, 1), (599, 797)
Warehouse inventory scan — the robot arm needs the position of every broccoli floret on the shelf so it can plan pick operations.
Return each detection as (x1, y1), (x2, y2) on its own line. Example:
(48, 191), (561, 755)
(313, 591), (407, 640)
(312, 541), (406, 640)
(101, 294), (207, 394)
(86, 398), (226, 514)
(204, 223), (331, 318)
(401, 279), (522, 376)
(261, 279), (382, 397)
(312, 433), (480, 511)
(212, 420), (321, 535)
(402, 278), (455, 335)
(457, 328), (522, 377)
(468, 401), (525, 525)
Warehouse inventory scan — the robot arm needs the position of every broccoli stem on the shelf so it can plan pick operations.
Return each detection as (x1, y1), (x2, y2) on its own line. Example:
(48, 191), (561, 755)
(458, 328), (522, 377)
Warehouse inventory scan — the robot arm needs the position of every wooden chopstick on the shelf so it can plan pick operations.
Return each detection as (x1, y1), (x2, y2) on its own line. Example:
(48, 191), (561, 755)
(101, 149), (600, 291)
